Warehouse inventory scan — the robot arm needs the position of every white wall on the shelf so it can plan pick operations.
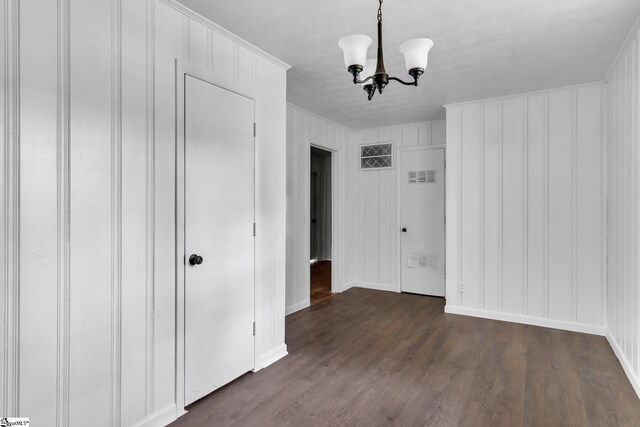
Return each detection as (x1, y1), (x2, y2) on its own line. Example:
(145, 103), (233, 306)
(3, 0), (288, 425)
(445, 83), (606, 335)
(349, 121), (446, 292)
(286, 104), (352, 315)
(605, 17), (640, 397)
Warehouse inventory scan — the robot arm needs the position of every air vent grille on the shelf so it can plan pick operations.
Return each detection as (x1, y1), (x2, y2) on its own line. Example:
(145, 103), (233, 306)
(408, 254), (440, 270)
(409, 169), (437, 184)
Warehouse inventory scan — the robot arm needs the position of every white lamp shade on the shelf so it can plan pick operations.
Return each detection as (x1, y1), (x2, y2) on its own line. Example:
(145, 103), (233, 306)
(360, 59), (377, 86)
(338, 34), (372, 69)
(398, 38), (434, 71)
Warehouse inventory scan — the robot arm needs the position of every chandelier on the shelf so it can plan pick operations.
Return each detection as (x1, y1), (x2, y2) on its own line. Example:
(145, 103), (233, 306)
(338, 0), (433, 100)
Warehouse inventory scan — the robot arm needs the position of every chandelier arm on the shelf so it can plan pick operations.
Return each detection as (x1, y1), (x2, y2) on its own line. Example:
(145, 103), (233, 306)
(388, 76), (418, 86)
(355, 75), (375, 85)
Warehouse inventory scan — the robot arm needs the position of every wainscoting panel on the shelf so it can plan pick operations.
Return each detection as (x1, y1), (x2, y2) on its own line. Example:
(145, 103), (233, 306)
(121, 0), (150, 423)
(285, 104), (351, 315)
(547, 89), (574, 322)
(350, 120), (446, 292)
(445, 83), (605, 331)
(68, 0), (116, 424)
(18, 0), (60, 423)
(502, 97), (527, 315)
(7, 0), (289, 424)
(0, 0), (7, 417)
(153, 0), (183, 411)
(3, 0), (20, 420)
(526, 94), (547, 319)
(606, 19), (640, 397)
(460, 104), (483, 308)
(482, 100), (502, 312)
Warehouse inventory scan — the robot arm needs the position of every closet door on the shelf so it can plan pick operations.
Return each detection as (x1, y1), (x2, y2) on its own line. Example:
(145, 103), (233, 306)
(184, 75), (255, 405)
(399, 148), (445, 296)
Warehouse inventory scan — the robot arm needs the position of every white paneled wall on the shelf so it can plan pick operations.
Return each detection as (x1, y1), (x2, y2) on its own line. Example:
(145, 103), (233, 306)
(4, 0), (288, 425)
(286, 104), (351, 315)
(2, 0), (19, 420)
(445, 83), (606, 334)
(606, 20), (640, 397)
(350, 121), (446, 291)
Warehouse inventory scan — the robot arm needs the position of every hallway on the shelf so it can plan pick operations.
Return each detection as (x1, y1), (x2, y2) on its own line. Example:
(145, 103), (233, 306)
(310, 261), (334, 305)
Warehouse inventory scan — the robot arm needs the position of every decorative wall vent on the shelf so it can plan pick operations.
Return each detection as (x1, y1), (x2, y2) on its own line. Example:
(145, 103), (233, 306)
(408, 254), (439, 270)
(407, 255), (420, 268)
(409, 169), (437, 184)
(361, 142), (393, 170)
(408, 170), (425, 183)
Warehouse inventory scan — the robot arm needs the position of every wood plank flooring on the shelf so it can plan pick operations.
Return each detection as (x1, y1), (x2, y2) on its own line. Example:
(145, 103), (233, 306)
(170, 288), (640, 427)
(310, 261), (334, 305)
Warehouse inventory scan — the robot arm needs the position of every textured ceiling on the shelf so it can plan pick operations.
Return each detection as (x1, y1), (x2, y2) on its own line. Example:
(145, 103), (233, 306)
(177, 0), (640, 130)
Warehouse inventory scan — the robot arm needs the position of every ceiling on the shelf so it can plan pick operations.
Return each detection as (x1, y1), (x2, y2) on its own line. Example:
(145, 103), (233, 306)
(177, 0), (640, 130)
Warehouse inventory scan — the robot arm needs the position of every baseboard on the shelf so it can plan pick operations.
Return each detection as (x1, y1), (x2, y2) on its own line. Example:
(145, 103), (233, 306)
(341, 281), (356, 292)
(285, 299), (310, 316)
(353, 281), (400, 293)
(444, 305), (606, 336)
(259, 344), (288, 369)
(132, 404), (177, 427)
(606, 331), (640, 399)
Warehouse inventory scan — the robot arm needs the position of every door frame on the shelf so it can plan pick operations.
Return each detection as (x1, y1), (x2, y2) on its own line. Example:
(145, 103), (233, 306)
(396, 144), (446, 294)
(308, 140), (340, 296)
(174, 59), (258, 415)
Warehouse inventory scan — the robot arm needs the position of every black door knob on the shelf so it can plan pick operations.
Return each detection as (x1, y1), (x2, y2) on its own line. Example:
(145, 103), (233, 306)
(401, 227), (407, 232)
(189, 254), (203, 265)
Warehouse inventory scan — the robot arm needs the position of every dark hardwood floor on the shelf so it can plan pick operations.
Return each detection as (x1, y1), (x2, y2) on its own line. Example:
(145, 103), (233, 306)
(310, 260), (334, 305)
(171, 288), (640, 427)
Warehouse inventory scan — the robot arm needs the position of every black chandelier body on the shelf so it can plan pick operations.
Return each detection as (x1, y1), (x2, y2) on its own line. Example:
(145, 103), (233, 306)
(339, 0), (433, 100)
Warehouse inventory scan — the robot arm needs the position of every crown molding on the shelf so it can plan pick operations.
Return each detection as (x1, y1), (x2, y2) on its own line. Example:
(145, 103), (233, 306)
(605, 13), (640, 82)
(158, 0), (291, 71)
(443, 81), (603, 109)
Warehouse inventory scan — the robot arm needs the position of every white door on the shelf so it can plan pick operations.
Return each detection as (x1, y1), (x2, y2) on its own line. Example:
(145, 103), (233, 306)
(184, 75), (255, 405)
(399, 148), (445, 296)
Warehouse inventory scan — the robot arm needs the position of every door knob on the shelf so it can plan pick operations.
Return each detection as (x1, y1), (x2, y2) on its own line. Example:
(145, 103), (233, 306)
(401, 227), (407, 232)
(189, 254), (204, 265)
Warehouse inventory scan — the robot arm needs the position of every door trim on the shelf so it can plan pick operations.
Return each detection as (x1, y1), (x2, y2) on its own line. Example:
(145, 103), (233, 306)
(174, 59), (258, 415)
(308, 140), (341, 296)
(396, 144), (446, 294)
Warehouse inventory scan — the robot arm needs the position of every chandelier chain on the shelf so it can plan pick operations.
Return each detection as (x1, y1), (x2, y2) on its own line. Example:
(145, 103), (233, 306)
(377, 0), (383, 23)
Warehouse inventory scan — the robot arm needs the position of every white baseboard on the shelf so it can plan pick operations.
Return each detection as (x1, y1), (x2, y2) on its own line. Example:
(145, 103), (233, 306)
(285, 299), (310, 316)
(354, 281), (400, 293)
(132, 404), (177, 427)
(341, 281), (356, 292)
(444, 305), (606, 336)
(606, 331), (640, 399)
(259, 344), (288, 369)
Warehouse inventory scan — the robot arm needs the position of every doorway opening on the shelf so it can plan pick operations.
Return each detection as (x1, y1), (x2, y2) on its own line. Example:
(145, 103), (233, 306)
(310, 147), (334, 305)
